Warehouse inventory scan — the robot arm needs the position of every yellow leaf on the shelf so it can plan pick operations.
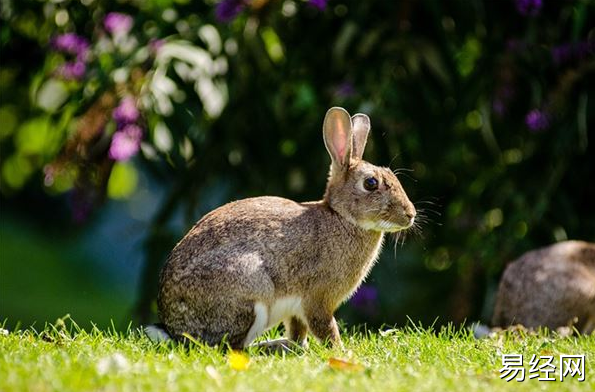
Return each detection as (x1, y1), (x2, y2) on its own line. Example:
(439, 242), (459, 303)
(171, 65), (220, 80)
(107, 162), (138, 199)
(328, 357), (365, 372)
(228, 351), (250, 371)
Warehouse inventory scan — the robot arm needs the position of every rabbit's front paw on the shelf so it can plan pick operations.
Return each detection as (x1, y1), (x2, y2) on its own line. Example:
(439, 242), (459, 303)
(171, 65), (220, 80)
(307, 313), (341, 347)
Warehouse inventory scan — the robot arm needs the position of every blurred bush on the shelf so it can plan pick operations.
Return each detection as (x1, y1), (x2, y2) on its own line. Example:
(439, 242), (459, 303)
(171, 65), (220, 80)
(1, 0), (593, 326)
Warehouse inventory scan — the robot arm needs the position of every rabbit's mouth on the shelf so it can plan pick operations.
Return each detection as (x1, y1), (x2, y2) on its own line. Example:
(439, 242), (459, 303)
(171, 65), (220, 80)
(360, 218), (412, 233)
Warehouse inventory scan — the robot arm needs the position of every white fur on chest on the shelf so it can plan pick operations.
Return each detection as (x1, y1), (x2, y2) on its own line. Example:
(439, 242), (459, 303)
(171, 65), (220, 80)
(267, 296), (304, 328)
(242, 296), (304, 347)
(361, 232), (385, 278)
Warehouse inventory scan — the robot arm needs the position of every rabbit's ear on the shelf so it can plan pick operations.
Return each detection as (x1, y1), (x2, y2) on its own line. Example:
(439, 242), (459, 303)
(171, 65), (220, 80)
(323, 107), (353, 172)
(351, 113), (370, 160)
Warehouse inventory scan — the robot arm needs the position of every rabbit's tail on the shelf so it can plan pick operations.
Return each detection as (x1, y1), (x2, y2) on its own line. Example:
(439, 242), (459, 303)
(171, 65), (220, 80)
(144, 323), (172, 342)
(470, 322), (494, 339)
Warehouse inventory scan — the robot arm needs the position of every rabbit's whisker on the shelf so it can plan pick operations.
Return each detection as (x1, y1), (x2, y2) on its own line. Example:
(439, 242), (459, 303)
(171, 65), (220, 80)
(414, 199), (441, 207)
(392, 167), (414, 175)
(388, 153), (402, 168)
(393, 170), (417, 182)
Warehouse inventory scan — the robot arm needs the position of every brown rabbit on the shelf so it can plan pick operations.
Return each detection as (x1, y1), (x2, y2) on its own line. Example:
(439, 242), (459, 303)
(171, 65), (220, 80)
(151, 107), (416, 349)
(492, 240), (595, 334)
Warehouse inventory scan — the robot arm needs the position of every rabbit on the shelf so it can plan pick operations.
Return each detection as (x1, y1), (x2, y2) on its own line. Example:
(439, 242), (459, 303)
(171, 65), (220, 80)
(492, 240), (595, 334)
(151, 107), (416, 349)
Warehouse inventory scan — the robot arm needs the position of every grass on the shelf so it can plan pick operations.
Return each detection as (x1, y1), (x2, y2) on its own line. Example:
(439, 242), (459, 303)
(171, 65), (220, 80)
(1, 317), (593, 392)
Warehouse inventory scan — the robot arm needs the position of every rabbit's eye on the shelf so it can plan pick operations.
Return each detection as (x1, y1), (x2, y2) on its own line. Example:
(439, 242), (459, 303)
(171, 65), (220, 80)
(363, 177), (379, 191)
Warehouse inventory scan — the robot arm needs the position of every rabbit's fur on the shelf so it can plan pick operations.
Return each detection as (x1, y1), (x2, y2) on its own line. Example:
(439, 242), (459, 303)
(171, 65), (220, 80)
(492, 240), (595, 334)
(157, 107), (416, 348)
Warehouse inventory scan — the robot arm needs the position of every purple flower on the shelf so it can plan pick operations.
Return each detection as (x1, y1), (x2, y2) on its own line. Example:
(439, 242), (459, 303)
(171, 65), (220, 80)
(552, 41), (595, 65)
(492, 85), (515, 117)
(112, 96), (140, 125)
(515, 0), (542, 17)
(492, 99), (506, 117)
(334, 82), (356, 98)
(149, 38), (165, 54)
(70, 188), (95, 224)
(109, 124), (143, 161)
(72, 195), (93, 223)
(43, 165), (55, 187)
(350, 285), (378, 310)
(506, 39), (528, 53)
(308, 0), (328, 10)
(525, 109), (550, 132)
(51, 33), (90, 59)
(215, 0), (246, 23)
(56, 60), (86, 80)
(104, 12), (134, 35)
(552, 44), (573, 65)
(578, 41), (595, 57)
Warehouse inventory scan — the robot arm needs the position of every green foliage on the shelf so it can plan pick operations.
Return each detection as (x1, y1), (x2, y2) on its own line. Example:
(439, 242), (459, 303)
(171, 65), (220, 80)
(0, 0), (594, 324)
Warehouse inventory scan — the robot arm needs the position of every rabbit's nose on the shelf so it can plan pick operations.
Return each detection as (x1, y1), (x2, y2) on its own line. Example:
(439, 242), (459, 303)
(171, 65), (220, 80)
(405, 210), (416, 226)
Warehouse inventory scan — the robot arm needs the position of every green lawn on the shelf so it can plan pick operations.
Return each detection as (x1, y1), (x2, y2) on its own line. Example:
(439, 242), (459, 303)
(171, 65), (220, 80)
(1, 318), (593, 392)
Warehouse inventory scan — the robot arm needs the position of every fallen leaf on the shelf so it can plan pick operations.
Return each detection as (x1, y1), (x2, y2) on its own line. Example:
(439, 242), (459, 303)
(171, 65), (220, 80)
(328, 357), (365, 372)
(228, 351), (250, 371)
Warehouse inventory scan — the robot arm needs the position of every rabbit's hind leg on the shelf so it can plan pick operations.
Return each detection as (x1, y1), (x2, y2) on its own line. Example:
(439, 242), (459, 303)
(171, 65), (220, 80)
(196, 299), (263, 350)
(249, 338), (298, 354)
(286, 316), (309, 348)
(249, 316), (309, 354)
(241, 301), (268, 347)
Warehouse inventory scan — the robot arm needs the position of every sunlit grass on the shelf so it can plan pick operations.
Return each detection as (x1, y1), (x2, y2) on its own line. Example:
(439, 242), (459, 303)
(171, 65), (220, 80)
(1, 317), (593, 392)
